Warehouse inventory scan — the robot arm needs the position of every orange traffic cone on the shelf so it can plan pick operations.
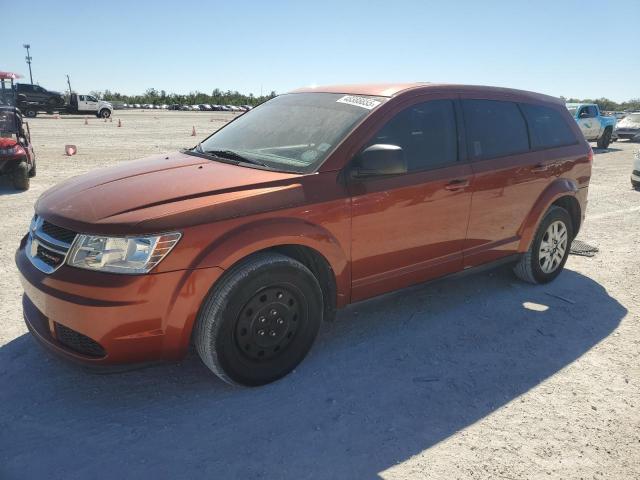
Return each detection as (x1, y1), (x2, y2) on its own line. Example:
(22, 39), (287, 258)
(110, 117), (113, 123)
(65, 145), (77, 156)
(191, 126), (196, 136)
(84, 116), (88, 125)
(104, 117), (107, 123)
(117, 119), (122, 127)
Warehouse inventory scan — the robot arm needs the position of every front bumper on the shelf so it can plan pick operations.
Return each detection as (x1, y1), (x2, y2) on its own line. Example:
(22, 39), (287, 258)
(16, 238), (224, 365)
(615, 129), (640, 140)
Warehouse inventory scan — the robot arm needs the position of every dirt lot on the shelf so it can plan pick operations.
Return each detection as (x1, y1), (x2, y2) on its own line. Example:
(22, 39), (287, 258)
(0, 110), (638, 479)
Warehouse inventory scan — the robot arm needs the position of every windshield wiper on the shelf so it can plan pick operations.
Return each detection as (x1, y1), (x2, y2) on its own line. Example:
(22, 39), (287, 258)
(205, 149), (268, 167)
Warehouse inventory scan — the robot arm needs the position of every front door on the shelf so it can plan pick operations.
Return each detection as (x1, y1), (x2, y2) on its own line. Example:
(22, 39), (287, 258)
(576, 106), (598, 139)
(348, 98), (473, 301)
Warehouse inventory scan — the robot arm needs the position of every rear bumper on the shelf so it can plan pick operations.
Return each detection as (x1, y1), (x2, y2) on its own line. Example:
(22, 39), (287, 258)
(16, 238), (224, 365)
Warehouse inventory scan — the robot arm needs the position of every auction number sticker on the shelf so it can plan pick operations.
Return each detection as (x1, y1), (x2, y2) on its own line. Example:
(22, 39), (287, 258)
(336, 95), (381, 110)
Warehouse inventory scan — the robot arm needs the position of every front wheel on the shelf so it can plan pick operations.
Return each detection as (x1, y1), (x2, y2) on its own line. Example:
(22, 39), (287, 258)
(513, 206), (573, 284)
(24, 108), (37, 118)
(194, 252), (323, 386)
(597, 128), (612, 149)
(99, 108), (111, 118)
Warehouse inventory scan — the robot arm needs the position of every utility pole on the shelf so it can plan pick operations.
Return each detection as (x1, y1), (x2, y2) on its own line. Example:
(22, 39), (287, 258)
(66, 74), (73, 95)
(23, 44), (33, 84)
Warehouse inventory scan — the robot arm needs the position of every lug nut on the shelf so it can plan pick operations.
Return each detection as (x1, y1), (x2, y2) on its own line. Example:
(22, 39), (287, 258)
(277, 318), (284, 325)
(269, 330), (277, 337)
(270, 309), (277, 316)
(258, 330), (265, 336)
(277, 293), (283, 299)
(259, 316), (266, 323)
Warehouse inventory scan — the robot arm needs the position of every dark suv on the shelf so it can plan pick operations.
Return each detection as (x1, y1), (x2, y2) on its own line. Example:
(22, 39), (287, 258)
(16, 83), (65, 108)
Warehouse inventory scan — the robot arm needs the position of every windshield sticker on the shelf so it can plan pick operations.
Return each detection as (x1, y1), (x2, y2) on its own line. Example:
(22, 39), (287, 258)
(336, 95), (381, 110)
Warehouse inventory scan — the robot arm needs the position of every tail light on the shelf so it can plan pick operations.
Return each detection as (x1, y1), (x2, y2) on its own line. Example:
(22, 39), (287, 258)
(587, 147), (594, 164)
(0, 145), (25, 156)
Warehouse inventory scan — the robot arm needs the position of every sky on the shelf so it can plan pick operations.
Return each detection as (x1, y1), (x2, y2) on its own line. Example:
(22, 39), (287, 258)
(2, 0), (638, 102)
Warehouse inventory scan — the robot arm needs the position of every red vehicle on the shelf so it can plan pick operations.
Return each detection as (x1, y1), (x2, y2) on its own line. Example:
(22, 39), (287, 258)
(0, 106), (36, 190)
(16, 83), (591, 386)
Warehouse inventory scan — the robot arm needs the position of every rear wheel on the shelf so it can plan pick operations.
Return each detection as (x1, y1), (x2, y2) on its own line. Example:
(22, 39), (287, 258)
(513, 206), (573, 284)
(24, 108), (37, 118)
(194, 252), (323, 386)
(12, 162), (30, 190)
(597, 128), (612, 149)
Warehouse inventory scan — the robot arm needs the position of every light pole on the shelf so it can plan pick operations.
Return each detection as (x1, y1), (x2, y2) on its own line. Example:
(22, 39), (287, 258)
(23, 44), (33, 84)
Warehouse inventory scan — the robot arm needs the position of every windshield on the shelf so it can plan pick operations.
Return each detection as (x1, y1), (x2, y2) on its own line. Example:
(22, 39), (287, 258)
(197, 92), (386, 173)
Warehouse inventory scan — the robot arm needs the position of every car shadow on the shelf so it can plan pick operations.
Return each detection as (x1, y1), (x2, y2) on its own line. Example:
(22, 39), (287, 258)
(0, 267), (625, 479)
(592, 146), (622, 154)
(0, 176), (24, 195)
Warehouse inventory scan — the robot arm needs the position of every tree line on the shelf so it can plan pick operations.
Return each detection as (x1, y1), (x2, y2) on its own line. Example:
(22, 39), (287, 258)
(88, 88), (640, 111)
(560, 96), (640, 111)
(90, 88), (277, 106)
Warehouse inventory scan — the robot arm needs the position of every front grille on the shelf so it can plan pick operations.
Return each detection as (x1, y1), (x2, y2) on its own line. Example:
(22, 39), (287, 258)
(36, 244), (65, 267)
(55, 323), (106, 358)
(27, 217), (78, 274)
(41, 221), (77, 244)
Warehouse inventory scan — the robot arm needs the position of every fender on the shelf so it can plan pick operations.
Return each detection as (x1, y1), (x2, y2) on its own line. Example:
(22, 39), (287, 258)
(517, 178), (578, 252)
(191, 217), (351, 306)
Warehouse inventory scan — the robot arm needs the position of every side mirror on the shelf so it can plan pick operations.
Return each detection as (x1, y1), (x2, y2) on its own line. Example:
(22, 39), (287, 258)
(351, 144), (407, 178)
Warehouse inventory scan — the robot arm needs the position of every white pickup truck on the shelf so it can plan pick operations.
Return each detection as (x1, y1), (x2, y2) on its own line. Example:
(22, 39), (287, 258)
(21, 93), (113, 119)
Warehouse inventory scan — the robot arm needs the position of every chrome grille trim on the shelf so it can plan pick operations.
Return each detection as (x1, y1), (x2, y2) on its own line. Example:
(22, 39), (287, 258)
(26, 217), (77, 274)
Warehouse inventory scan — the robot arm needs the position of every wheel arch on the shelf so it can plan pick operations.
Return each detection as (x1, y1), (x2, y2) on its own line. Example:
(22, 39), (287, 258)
(192, 218), (350, 315)
(518, 178), (580, 252)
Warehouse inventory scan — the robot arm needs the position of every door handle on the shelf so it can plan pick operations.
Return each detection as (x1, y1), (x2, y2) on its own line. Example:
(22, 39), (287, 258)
(444, 179), (470, 191)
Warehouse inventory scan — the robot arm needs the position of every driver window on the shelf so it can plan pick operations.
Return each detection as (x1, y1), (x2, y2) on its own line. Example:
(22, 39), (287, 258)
(365, 99), (458, 172)
(87, 96), (97, 102)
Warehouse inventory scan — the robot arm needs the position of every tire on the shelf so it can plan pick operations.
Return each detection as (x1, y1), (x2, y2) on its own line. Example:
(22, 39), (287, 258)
(47, 96), (64, 107)
(99, 108), (111, 119)
(28, 158), (36, 178)
(513, 206), (573, 284)
(597, 128), (612, 149)
(24, 108), (37, 118)
(632, 179), (640, 191)
(194, 252), (323, 386)
(12, 162), (30, 190)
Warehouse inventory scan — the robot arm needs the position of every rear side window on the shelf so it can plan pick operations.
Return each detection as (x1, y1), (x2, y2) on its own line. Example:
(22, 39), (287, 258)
(462, 99), (529, 160)
(520, 103), (577, 149)
(367, 99), (458, 171)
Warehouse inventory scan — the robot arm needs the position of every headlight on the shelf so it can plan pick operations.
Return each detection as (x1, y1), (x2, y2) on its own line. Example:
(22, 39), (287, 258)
(67, 232), (181, 274)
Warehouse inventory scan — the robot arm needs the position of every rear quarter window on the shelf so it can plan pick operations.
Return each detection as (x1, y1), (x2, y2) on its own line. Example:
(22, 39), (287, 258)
(520, 103), (578, 150)
(462, 99), (529, 160)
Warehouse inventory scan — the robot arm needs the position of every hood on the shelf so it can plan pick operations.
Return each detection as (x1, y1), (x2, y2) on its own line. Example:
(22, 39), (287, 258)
(618, 114), (640, 128)
(36, 151), (304, 234)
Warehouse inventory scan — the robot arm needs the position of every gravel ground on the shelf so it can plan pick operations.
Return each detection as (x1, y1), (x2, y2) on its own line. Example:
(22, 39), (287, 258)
(0, 110), (638, 479)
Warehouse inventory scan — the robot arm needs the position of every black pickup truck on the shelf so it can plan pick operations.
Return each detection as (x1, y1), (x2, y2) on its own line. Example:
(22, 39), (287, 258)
(15, 84), (65, 108)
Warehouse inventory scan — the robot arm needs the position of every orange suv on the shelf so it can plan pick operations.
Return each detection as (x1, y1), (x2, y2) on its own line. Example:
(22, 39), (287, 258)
(16, 83), (591, 386)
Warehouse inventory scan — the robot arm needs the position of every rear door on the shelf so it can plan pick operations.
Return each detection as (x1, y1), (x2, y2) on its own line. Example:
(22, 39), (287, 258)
(462, 98), (549, 266)
(348, 97), (473, 301)
(462, 98), (580, 267)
